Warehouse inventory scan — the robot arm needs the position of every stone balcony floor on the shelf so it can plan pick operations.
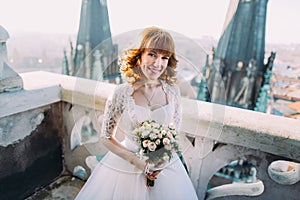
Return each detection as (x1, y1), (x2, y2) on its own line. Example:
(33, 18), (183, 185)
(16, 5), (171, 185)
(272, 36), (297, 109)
(25, 176), (84, 200)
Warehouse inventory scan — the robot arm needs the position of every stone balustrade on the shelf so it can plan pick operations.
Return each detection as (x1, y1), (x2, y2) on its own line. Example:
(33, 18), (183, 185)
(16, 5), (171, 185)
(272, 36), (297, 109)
(1, 71), (300, 199)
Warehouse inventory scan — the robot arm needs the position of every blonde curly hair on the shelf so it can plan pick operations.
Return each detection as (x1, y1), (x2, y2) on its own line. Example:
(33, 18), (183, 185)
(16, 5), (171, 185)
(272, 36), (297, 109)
(119, 27), (178, 85)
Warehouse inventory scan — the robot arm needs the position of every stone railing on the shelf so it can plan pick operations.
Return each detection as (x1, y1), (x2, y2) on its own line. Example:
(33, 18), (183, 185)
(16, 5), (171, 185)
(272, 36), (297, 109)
(1, 71), (300, 199)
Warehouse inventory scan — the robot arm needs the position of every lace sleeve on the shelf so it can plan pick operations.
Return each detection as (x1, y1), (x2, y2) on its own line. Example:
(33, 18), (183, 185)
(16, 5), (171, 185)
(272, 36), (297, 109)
(101, 85), (125, 138)
(172, 84), (182, 131)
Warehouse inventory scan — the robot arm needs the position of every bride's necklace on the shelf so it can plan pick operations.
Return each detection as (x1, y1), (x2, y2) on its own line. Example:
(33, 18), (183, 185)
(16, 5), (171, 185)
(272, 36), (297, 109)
(141, 86), (159, 107)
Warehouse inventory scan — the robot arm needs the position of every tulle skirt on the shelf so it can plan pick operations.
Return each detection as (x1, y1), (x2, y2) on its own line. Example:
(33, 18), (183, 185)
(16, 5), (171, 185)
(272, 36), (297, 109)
(75, 152), (198, 200)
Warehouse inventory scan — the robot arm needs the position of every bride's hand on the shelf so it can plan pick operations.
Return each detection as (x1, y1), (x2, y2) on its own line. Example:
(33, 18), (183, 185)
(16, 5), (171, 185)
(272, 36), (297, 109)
(145, 159), (164, 180)
(147, 170), (161, 180)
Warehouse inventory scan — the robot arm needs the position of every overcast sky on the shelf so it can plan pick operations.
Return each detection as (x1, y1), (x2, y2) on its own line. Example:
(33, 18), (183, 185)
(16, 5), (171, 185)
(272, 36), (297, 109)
(0, 0), (299, 44)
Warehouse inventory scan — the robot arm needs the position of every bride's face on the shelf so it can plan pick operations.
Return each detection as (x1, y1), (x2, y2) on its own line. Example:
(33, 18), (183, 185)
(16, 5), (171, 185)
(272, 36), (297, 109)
(140, 49), (169, 81)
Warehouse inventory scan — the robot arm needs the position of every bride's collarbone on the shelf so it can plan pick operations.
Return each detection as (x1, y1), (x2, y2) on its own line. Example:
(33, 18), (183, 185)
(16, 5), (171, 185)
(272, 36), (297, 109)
(135, 102), (169, 112)
(132, 88), (167, 110)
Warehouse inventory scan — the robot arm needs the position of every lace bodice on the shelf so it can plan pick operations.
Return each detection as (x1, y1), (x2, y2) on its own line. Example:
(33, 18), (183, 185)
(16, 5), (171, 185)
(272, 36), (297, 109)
(101, 81), (182, 140)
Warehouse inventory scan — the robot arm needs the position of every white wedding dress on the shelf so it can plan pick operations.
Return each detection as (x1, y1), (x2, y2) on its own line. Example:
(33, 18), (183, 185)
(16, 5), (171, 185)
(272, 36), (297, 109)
(75, 82), (198, 200)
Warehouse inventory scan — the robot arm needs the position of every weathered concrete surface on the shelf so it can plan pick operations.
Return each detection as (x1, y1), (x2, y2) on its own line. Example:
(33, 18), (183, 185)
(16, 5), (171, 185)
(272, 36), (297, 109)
(20, 71), (115, 110)
(0, 85), (60, 119)
(0, 103), (63, 200)
(0, 106), (46, 146)
(25, 176), (84, 200)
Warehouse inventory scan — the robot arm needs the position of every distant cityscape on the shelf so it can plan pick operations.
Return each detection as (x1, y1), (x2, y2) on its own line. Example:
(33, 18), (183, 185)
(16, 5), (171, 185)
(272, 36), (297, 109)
(6, 32), (75, 74)
(6, 31), (300, 119)
(7, 32), (300, 74)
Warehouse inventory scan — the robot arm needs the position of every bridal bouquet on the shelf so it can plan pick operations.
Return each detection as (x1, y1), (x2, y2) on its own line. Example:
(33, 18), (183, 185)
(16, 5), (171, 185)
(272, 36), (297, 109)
(133, 120), (180, 186)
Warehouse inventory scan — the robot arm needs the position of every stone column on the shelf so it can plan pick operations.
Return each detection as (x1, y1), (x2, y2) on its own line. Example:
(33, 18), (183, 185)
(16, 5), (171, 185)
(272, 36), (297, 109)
(0, 25), (23, 93)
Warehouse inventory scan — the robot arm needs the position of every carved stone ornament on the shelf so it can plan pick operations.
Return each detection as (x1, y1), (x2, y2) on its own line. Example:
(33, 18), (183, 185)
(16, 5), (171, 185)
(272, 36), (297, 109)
(268, 160), (300, 185)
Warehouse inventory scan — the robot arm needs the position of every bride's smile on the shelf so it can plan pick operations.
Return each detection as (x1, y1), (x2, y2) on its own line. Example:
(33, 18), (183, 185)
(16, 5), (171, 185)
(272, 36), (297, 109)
(140, 49), (169, 81)
(147, 66), (160, 75)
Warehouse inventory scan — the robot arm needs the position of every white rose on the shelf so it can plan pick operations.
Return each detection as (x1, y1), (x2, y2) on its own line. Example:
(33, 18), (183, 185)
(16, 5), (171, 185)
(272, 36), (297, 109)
(155, 139), (161, 145)
(161, 129), (167, 135)
(163, 138), (170, 145)
(157, 133), (163, 139)
(148, 142), (157, 151)
(142, 140), (150, 148)
(149, 133), (157, 140)
(145, 123), (152, 130)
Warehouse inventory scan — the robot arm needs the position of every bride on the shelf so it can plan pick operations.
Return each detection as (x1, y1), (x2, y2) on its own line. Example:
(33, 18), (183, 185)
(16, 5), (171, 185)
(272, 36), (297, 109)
(75, 27), (198, 200)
